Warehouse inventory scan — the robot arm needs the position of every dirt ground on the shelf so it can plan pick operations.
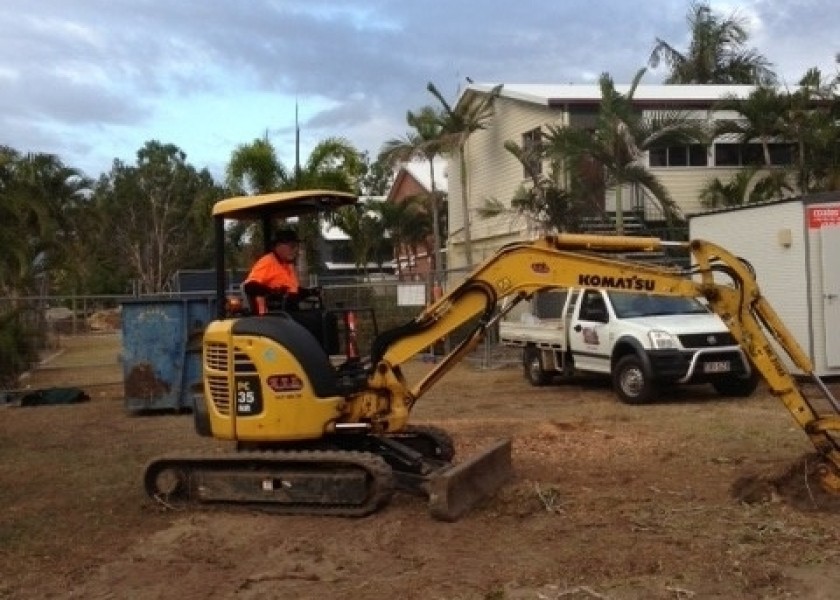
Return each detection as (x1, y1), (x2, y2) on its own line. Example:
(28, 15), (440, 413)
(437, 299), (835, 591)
(2, 333), (840, 600)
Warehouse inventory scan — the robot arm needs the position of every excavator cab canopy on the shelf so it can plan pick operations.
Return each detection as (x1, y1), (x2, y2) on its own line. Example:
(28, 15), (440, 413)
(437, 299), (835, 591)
(211, 189), (360, 318)
(212, 189), (358, 221)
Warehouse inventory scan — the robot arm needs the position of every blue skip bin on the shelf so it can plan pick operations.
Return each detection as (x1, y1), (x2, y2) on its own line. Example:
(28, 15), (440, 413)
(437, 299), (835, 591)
(121, 297), (215, 412)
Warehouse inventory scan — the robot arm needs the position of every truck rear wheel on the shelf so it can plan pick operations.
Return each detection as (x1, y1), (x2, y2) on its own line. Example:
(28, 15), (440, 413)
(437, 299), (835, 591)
(613, 354), (656, 404)
(523, 347), (551, 386)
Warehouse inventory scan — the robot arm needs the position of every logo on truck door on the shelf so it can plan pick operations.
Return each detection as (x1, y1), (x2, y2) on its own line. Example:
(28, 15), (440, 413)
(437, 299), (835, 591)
(582, 327), (600, 345)
(578, 274), (655, 291)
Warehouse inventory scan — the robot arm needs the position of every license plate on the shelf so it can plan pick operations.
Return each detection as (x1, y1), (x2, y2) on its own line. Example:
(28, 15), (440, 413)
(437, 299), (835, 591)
(703, 360), (731, 373)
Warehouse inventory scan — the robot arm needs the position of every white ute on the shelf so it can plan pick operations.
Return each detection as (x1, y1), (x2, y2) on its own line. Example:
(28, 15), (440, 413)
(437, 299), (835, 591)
(498, 288), (758, 403)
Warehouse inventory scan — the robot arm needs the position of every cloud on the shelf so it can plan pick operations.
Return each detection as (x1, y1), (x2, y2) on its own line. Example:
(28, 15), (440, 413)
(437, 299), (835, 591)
(1, 0), (837, 178)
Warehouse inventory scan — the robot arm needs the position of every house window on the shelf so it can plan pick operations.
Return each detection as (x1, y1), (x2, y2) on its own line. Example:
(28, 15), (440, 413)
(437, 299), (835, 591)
(649, 144), (708, 167)
(714, 143), (796, 166)
(521, 127), (543, 177)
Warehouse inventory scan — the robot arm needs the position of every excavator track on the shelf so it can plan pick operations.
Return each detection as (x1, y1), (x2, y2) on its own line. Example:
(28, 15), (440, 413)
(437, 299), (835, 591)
(144, 450), (395, 517)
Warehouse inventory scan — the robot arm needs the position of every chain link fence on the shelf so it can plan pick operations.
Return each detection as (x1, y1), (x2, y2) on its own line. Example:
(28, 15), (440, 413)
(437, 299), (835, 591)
(1, 276), (521, 394)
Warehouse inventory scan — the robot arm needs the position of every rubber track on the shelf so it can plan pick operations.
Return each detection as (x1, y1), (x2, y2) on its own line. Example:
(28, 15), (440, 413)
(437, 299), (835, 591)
(144, 449), (395, 517)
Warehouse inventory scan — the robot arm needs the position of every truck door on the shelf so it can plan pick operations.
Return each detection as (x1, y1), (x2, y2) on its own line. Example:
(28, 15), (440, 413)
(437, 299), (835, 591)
(568, 289), (612, 373)
(821, 225), (840, 367)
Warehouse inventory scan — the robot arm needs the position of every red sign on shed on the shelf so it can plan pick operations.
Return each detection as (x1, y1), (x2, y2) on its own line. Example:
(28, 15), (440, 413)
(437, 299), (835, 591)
(808, 206), (840, 229)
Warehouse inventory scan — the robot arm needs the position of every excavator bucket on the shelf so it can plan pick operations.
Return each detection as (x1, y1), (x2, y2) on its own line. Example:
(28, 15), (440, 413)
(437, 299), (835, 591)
(427, 438), (513, 521)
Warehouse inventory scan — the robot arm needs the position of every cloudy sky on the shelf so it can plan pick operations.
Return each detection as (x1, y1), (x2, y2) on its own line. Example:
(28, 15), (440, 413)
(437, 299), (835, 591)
(2, 0), (837, 180)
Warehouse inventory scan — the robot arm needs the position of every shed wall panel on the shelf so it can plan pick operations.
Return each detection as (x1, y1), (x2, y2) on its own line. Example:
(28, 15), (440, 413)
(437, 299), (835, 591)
(690, 202), (811, 373)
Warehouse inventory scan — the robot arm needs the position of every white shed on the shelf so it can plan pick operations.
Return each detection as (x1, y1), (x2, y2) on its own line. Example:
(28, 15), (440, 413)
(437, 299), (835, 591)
(689, 192), (840, 376)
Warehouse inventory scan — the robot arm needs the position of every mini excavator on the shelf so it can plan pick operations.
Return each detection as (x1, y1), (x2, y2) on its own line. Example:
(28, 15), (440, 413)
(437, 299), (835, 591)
(144, 190), (840, 520)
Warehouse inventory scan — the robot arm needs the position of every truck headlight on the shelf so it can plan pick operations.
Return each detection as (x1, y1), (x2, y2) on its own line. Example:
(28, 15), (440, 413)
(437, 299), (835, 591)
(649, 330), (678, 349)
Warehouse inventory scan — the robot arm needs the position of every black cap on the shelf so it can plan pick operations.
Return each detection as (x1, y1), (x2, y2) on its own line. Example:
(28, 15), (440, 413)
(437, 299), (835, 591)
(272, 229), (299, 245)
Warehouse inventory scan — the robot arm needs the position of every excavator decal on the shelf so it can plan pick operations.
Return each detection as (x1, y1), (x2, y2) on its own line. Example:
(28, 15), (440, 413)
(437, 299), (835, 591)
(578, 274), (656, 291)
(235, 376), (262, 415)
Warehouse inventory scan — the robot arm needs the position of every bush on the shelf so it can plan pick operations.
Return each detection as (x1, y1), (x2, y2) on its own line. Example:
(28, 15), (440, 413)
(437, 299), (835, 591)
(0, 308), (41, 388)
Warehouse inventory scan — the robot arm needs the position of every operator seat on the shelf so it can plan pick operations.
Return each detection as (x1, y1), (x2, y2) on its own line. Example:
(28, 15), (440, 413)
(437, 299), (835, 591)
(246, 291), (340, 356)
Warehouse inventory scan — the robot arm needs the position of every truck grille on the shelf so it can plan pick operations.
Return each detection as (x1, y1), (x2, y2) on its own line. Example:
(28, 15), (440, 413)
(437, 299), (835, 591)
(678, 332), (737, 348)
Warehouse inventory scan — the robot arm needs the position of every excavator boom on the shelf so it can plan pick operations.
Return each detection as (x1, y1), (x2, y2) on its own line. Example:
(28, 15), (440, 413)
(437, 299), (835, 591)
(370, 234), (840, 493)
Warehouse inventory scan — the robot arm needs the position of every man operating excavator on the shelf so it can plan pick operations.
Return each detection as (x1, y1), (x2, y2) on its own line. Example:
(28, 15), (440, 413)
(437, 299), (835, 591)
(242, 228), (318, 315)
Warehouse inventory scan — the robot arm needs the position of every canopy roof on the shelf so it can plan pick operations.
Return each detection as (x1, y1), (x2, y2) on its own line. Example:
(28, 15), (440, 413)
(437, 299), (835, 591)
(212, 189), (358, 220)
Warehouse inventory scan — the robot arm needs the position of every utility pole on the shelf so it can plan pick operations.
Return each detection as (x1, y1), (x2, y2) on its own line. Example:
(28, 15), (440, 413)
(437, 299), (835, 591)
(294, 100), (301, 187)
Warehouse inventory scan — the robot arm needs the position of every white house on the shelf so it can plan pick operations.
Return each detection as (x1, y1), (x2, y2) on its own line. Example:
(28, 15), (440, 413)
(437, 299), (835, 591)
(445, 83), (794, 269)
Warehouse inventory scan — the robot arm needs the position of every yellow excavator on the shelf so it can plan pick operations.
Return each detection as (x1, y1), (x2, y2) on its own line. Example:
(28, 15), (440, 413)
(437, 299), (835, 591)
(144, 190), (840, 520)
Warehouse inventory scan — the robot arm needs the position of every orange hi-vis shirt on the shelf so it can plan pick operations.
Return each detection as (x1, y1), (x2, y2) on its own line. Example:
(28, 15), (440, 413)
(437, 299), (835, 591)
(244, 253), (299, 294)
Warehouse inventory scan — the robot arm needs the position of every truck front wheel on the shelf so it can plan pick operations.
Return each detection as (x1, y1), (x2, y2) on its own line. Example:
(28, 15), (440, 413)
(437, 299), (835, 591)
(613, 354), (656, 404)
(523, 347), (551, 386)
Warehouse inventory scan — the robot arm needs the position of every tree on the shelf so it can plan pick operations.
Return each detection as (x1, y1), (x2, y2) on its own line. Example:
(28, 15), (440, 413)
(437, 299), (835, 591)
(0, 148), (92, 296)
(0, 146), (35, 296)
(372, 195), (433, 280)
(714, 86), (790, 167)
(784, 68), (840, 193)
(544, 69), (708, 233)
(649, 1), (776, 85)
(480, 136), (597, 235)
(358, 151), (395, 197)
(328, 203), (382, 280)
(427, 82), (503, 267)
(225, 136), (366, 279)
(94, 141), (221, 294)
(380, 106), (446, 273)
(226, 137), (287, 195)
(699, 168), (792, 208)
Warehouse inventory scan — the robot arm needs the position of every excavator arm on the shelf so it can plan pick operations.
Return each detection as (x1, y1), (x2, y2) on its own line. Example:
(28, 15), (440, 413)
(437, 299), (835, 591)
(362, 233), (840, 493)
(689, 238), (840, 492)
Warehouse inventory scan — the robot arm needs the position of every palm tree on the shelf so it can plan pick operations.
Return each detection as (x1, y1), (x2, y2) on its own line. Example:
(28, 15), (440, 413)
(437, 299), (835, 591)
(700, 169), (755, 209)
(225, 136), (364, 279)
(544, 69), (708, 234)
(714, 86), (790, 167)
(0, 150), (91, 295)
(372, 196), (433, 280)
(329, 204), (378, 279)
(427, 81), (503, 267)
(0, 147), (31, 296)
(480, 137), (596, 236)
(380, 106), (446, 273)
(649, 1), (776, 85)
(699, 168), (792, 208)
(226, 138), (287, 195)
(784, 68), (840, 193)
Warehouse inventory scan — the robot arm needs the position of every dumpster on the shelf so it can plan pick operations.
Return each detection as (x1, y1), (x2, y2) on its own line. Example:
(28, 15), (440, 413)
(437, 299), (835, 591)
(121, 296), (216, 412)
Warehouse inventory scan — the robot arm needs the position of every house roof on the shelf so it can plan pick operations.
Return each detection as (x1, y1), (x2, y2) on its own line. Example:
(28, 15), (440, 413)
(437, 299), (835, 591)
(402, 160), (448, 193)
(385, 160), (447, 204)
(461, 83), (759, 108)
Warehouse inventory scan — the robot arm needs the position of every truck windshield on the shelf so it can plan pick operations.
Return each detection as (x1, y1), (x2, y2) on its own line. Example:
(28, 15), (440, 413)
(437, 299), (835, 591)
(608, 292), (709, 318)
